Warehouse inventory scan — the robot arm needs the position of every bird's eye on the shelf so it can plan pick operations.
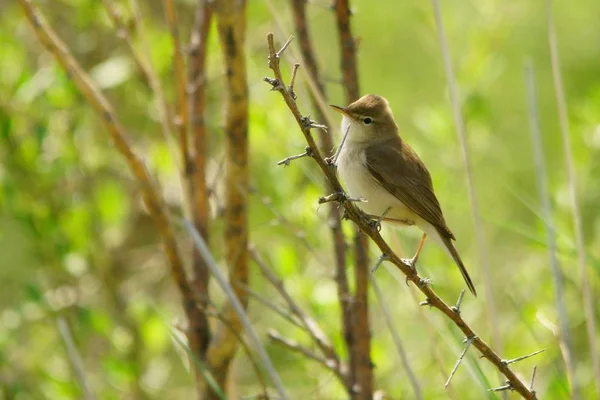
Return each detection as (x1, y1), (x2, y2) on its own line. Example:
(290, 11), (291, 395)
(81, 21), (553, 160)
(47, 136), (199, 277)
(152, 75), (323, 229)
(363, 117), (373, 125)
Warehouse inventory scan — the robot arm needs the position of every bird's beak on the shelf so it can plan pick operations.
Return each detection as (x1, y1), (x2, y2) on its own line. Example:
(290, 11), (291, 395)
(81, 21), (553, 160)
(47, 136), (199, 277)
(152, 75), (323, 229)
(330, 104), (356, 121)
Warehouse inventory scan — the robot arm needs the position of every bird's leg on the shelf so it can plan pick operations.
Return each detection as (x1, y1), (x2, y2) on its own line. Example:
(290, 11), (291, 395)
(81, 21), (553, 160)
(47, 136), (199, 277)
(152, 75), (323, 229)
(403, 233), (430, 287)
(368, 207), (392, 231)
(402, 233), (427, 271)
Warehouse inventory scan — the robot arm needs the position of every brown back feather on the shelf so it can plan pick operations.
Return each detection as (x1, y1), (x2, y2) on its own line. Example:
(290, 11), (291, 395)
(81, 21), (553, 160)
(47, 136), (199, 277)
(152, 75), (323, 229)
(365, 135), (455, 240)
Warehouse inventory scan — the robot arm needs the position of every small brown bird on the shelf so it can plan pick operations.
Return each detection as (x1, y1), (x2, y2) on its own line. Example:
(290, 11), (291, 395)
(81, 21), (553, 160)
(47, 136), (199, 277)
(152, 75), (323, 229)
(332, 94), (477, 296)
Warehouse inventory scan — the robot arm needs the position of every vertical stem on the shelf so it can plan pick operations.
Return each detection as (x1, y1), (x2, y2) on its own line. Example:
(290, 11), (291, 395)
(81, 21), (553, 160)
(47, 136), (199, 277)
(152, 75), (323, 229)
(334, 1), (372, 397)
(163, 0), (190, 166)
(57, 318), (96, 400)
(290, 0), (353, 393)
(430, 0), (502, 363)
(187, 0), (213, 395)
(205, 1), (249, 397)
(371, 275), (422, 399)
(524, 61), (578, 398)
(546, 0), (600, 393)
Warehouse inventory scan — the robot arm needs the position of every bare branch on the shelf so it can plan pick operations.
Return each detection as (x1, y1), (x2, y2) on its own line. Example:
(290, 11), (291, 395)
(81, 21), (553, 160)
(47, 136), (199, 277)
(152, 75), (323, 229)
(445, 336), (475, 388)
(204, 2), (250, 394)
(268, 329), (347, 383)
(332, 1), (371, 394)
(57, 318), (96, 400)
(371, 277), (422, 399)
(451, 290), (466, 314)
(529, 365), (538, 392)
(332, 124), (351, 166)
(503, 349), (546, 366)
(163, 0), (190, 165)
(370, 254), (388, 273)
(288, 63), (300, 99)
(250, 247), (343, 376)
(318, 192), (366, 204)
(277, 146), (312, 166)
(184, 220), (288, 400)
(205, 310), (269, 399)
(288, 4), (354, 394)
(186, 0), (213, 377)
(431, 0), (501, 365)
(236, 282), (304, 329)
(489, 382), (513, 393)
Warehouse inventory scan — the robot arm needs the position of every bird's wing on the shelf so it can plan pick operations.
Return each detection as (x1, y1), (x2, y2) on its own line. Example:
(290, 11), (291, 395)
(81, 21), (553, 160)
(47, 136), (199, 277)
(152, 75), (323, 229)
(365, 136), (455, 240)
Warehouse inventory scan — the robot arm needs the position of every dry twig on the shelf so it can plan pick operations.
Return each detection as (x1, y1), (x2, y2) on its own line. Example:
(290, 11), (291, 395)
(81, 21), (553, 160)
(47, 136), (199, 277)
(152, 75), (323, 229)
(250, 247), (347, 385)
(184, 221), (288, 399)
(268, 329), (347, 383)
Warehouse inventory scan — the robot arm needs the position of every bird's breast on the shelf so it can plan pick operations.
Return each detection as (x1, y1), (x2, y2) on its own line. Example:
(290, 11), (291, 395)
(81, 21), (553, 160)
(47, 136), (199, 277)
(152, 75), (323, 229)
(336, 146), (416, 223)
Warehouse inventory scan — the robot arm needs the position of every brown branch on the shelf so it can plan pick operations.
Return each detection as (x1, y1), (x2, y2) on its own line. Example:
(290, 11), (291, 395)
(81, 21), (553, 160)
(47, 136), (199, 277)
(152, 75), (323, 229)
(205, 309), (269, 400)
(268, 329), (347, 384)
(185, 0), (213, 395)
(18, 0), (194, 317)
(333, 1), (372, 397)
(289, 3), (355, 389)
(163, 0), (190, 166)
(265, 32), (538, 399)
(101, 1), (156, 93)
(250, 247), (349, 388)
(236, 282), (304, 329)
(204, 1), (249, 396)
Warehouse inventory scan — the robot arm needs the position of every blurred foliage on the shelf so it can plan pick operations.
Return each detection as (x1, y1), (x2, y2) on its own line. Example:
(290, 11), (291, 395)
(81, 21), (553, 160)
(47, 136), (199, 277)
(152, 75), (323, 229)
(1, 0), (599, 399)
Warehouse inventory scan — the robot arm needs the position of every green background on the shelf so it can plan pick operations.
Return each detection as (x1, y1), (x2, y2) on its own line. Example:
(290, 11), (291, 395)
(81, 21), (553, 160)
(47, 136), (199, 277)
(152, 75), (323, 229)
(1, 0), (599, 398)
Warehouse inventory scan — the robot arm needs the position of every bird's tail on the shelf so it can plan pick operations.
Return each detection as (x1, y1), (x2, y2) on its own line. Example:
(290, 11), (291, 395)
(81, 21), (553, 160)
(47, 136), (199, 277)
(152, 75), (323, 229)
(437, 231), (477, 297)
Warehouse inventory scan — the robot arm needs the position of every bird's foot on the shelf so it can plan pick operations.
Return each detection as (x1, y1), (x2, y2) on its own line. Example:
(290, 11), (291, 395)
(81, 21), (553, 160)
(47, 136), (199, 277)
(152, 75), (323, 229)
(368, 207), (392, 232)
(368, 217), (382, 232)
(402, 257), (431, 288)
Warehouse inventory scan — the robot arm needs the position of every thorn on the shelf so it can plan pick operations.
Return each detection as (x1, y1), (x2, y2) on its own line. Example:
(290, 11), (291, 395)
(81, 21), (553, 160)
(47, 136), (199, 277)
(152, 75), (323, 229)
(488, 381), (513, 392)
(277, 147), (312, 166)
(419, 299), (431, 307)
(451, 290), (466, 314)
(288, 63), (300, 100)
(332, 124), (351, 166)
(502, 349), (546, 366)
(276, 35), (294, 58)
(445, 335), (476, 388)
(318, 192), (366, 205)
(529, 365), (537, 393)
(370, 254), (388, 273)
(300, 115), (327, 131)
(263, 76), (283, 91)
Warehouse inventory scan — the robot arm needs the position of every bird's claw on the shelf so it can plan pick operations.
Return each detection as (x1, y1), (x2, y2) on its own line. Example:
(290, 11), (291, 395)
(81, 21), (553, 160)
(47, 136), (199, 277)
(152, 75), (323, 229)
(368, 218), (382, 232)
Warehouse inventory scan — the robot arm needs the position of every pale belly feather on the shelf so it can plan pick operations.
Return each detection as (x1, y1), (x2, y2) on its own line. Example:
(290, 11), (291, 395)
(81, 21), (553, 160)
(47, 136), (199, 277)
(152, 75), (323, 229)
(337, 146), (418, 225)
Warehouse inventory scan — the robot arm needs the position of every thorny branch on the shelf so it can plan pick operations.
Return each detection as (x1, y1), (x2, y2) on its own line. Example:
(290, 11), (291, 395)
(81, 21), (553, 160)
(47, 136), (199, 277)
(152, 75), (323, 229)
(264, 32), (538, 399)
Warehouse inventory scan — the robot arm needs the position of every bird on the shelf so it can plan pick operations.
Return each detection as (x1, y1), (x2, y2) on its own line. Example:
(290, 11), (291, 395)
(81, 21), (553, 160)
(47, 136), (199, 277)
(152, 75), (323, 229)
(331, 94), (477, 296)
